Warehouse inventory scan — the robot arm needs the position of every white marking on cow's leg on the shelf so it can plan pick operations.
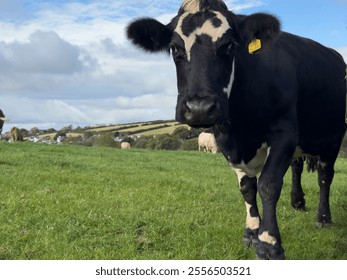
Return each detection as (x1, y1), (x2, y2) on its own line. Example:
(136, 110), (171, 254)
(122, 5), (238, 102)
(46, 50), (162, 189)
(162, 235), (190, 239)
(245, 202), (260, 230)
(232, 167), (260, 231)
(232, 167), (247, 185)
(259, 231), (277, 246)
(223, 58), (235, 98)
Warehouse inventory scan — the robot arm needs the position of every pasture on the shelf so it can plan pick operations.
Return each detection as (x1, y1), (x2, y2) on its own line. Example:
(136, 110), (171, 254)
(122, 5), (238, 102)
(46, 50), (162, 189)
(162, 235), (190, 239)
(0, 141), (346, 260)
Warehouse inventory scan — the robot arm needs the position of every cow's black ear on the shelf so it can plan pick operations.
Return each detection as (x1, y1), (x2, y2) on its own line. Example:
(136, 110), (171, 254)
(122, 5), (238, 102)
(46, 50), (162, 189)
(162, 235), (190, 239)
(238, 13), (281, 42)
(127, 18), (172, 52)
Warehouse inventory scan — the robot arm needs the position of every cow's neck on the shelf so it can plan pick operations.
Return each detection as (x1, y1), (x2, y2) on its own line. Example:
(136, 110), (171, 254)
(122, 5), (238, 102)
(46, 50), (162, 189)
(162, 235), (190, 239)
(214, 54), (268, 165)
(213, 120), (265, 166)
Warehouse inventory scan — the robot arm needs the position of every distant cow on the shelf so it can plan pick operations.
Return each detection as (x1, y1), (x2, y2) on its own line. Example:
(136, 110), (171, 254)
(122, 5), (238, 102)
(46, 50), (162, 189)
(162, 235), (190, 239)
(198, 132), (218, 154)
(121, 142), (131, 149)
(127, 0), (346, 259)
(9, 127), (23, 142)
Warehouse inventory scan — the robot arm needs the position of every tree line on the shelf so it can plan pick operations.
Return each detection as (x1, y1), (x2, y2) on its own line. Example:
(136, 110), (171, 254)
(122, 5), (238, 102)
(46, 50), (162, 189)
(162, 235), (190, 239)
(62, 126), (208, 151)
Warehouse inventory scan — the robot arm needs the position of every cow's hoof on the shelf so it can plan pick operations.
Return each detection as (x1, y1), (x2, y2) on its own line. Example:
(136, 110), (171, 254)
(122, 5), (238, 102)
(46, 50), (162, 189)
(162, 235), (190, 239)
(243, 228), (259, 248)
(256, 242), (285, 260)
(291, 192), (306, 210)
(316, 214), (332, 228)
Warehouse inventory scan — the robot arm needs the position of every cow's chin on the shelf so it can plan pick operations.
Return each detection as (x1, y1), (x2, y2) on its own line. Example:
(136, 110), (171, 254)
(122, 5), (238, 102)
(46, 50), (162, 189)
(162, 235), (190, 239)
(188, 122), (215, 129)
(176, 114), (221, 129)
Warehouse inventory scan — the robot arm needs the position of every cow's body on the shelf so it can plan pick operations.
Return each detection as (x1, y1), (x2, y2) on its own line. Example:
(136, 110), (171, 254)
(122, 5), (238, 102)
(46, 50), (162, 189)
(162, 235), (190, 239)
(198, 132), (218, 153)
(127, 0), (346, 259)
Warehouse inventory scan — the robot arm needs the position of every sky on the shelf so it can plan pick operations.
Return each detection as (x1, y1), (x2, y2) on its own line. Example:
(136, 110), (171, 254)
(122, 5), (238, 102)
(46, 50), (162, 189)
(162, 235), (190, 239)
(0, 0), (346, 132)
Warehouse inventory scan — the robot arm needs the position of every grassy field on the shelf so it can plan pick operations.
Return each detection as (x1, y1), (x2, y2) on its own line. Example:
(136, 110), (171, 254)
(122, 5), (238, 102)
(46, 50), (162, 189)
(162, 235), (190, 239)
(0, 142), (346, 260)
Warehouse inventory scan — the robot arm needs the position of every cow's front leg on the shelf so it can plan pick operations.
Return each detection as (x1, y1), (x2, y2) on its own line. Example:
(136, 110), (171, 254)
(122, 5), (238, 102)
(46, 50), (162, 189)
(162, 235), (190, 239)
(256, 136), (296, 260)
(233, 169), (261, 248)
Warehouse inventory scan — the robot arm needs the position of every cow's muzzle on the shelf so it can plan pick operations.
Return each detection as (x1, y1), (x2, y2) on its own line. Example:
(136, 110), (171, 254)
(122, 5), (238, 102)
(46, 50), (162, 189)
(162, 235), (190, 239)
(181, 96), (219, 127)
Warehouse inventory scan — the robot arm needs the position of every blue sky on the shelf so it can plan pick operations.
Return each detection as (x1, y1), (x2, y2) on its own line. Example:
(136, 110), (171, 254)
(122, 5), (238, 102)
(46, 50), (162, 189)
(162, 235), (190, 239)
(0, 0), (346, 131)
(254, 0), (347, 48)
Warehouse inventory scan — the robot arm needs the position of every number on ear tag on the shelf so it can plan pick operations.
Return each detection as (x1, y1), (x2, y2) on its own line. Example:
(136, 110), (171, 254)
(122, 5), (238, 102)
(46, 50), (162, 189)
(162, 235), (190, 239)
(248, 39), (262, 54)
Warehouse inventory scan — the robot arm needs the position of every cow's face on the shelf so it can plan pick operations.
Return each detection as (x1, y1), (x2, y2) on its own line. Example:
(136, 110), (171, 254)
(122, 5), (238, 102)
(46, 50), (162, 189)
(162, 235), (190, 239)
(127, 0), (280, 127)
(170, 9), (237, 127)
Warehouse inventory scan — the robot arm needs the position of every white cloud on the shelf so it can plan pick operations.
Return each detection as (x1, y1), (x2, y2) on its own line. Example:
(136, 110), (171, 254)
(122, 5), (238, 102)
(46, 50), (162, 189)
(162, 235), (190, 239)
(225, 0), (264, 11)
(0, 94), (176, 131)
(0, 30), (88, 74)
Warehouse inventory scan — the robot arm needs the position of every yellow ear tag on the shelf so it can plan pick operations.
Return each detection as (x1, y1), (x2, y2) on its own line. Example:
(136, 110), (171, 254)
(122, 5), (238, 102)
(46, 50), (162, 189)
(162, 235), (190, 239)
(248, 39), (262, 54)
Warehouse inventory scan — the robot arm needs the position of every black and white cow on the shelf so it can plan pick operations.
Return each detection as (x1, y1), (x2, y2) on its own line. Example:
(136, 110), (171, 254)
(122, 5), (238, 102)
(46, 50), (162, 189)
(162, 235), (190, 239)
(127, 0), (347, 259)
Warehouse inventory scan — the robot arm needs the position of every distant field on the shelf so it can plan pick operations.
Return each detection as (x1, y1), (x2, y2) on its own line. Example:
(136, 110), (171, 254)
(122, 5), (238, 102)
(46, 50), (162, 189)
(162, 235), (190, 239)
(0, 142), (346, 260)
(38, 132), (84, 140)
(37, 121), (187, 140)
(82, 121), (184, 136)
(138, 124), (190, 136)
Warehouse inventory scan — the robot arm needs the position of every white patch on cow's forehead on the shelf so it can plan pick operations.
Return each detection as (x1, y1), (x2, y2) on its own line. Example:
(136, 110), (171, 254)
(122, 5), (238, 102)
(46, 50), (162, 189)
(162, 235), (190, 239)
(175, 11), (230, 61)
(181, 0), (200, 13)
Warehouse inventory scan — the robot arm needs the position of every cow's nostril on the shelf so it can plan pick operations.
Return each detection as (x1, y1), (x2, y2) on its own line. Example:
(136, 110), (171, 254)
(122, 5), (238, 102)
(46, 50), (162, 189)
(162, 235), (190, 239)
(186, 97), (215, 114)
(205, 102), (216, 115)
(186, 99), (199, 113)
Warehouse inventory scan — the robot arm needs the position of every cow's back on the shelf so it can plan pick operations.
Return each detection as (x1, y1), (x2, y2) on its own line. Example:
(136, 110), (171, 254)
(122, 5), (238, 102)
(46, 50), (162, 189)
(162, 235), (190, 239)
(276, 32), (346, 155)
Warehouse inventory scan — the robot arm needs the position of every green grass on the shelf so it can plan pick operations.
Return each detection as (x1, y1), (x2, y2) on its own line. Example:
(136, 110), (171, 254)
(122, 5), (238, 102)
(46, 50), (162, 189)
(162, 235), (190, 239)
(0, 142), (346, 260)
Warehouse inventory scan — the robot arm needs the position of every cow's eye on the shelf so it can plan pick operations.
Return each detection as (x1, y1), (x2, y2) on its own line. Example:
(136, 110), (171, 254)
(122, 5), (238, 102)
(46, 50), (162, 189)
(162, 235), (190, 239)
(170, 45), (178, 54)
(170, 45), (187, 62)
(217, 43), (233, 56)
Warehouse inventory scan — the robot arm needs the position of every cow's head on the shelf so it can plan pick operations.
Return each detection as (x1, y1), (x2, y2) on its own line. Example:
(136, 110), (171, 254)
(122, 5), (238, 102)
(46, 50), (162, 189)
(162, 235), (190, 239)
(127, 0), (280, 127)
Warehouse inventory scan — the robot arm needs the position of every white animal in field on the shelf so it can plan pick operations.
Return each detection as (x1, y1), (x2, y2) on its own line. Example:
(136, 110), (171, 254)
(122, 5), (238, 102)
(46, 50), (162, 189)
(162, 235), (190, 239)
(121, 142), (131, 149)
(198, 132), (218, 154)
